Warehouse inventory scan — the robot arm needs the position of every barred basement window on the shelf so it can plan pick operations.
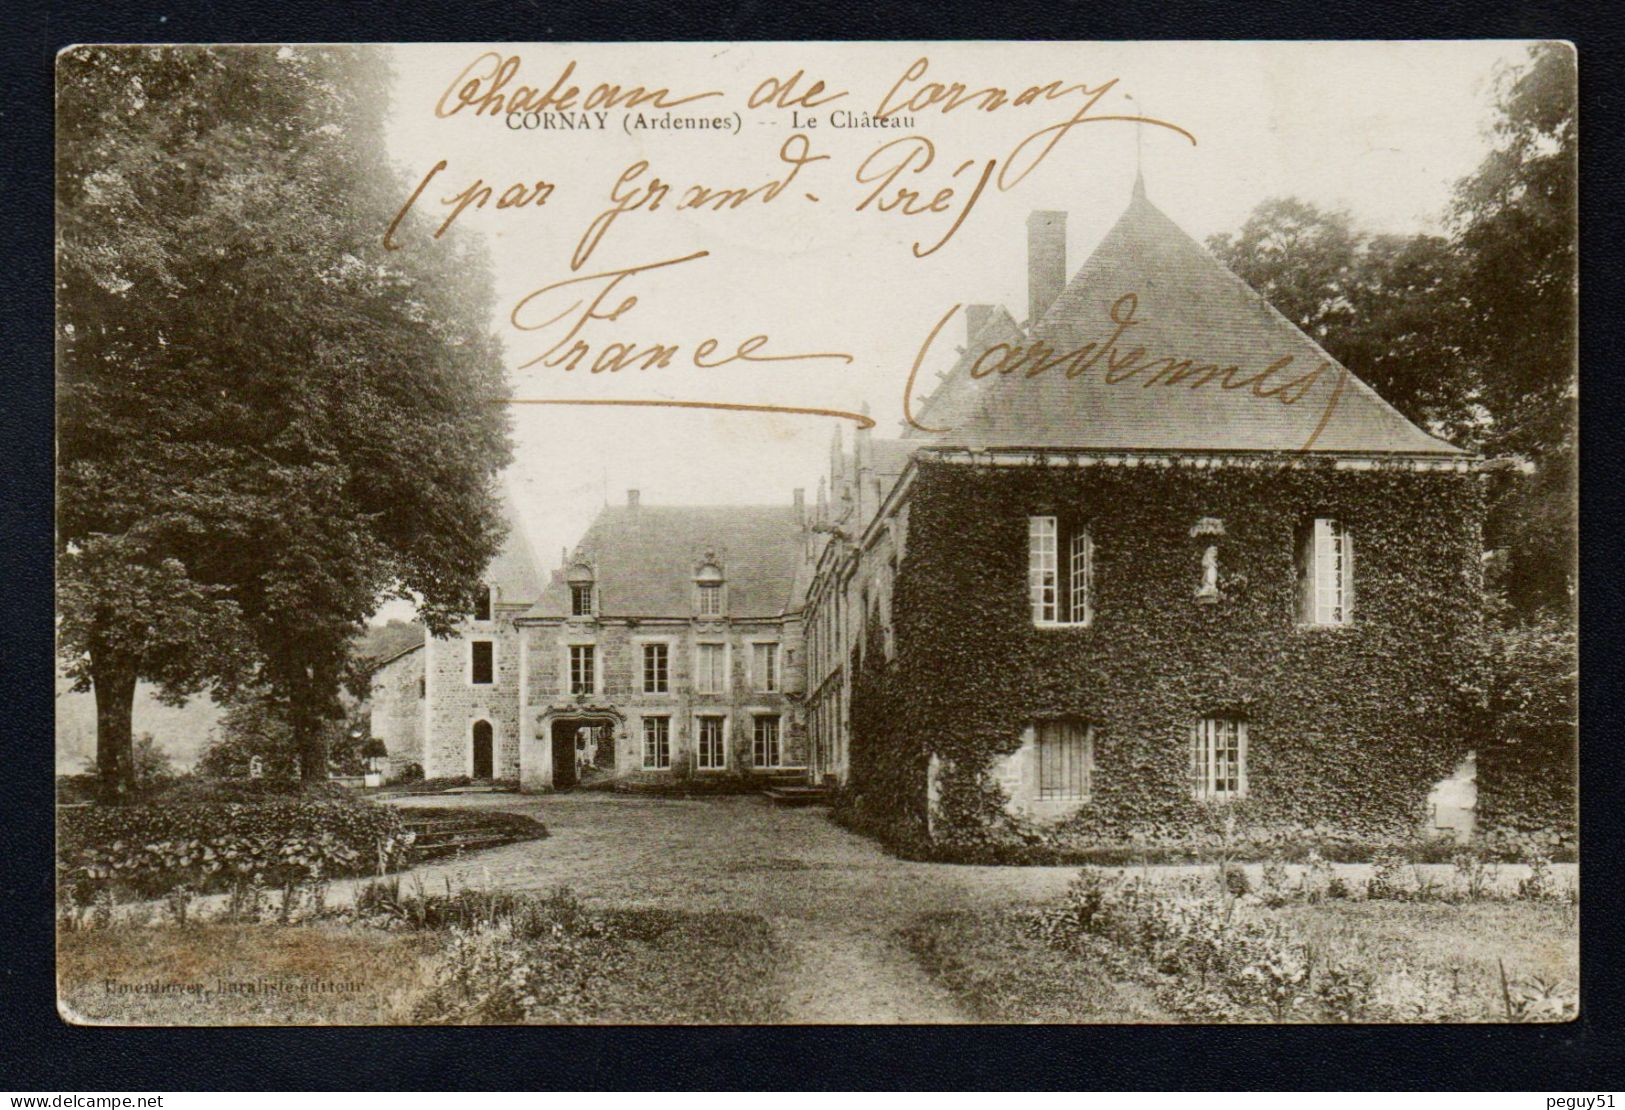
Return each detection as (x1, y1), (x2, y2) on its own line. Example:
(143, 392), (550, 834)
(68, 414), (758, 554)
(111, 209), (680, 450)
(697, 716), (726, 770)
(1036, 719), (1094, 801)
(569, 644), (595, 695)
(642, 716), (671, 769)
(1028, 516), (1094, 626)
(470, 641), (493, 685)
(695, 643), (725, 694)
(642, 642), (669, 693)
(473, 585), (491, 622)
(753, 715), (782, 767)
(1190, 717), (1247, 800)
(1297, 517), (1353, 625)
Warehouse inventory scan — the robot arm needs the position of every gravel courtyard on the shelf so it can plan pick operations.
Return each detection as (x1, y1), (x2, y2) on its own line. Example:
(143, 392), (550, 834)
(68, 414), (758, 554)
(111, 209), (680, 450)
(385, 792), (1080, 1022)
(378, 792), (1576, 1024)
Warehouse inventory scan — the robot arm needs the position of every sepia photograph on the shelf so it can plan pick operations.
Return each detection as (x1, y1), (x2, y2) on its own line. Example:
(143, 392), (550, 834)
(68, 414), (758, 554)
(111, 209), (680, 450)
(53, 40), (1578, 1027)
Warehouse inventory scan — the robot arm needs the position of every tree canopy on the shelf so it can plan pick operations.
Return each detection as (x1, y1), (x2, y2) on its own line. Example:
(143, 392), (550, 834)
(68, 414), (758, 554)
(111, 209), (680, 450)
(1208, 43), (1575, 615)
(57, 46), (513, 797)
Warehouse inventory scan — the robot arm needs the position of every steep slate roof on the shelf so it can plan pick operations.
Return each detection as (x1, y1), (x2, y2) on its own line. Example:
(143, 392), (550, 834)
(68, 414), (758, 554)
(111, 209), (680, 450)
(934, 183), (1465, 457)
(528, 504), (807, 619)
(906, 306), (1024, 439)
(488, 490), (546, 603)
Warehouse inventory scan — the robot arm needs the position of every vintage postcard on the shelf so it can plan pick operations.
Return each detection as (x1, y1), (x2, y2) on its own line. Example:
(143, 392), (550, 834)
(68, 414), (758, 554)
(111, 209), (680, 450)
(55, 40), (1577, 1025)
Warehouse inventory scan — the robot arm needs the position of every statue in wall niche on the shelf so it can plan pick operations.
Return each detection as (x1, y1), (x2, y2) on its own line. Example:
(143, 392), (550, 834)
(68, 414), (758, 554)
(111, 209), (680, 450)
(1190, 516), (1224, 603)
(1197, 544), (1220, 602)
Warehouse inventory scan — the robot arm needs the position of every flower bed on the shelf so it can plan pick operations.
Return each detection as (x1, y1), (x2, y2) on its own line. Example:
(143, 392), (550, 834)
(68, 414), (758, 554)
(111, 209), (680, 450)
(58, 796), (413, 903)
(1022, 859), (1577, 1022)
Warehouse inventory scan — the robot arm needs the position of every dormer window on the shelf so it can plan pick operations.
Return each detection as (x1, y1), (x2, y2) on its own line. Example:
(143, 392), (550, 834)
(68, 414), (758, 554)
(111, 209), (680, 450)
(473, 585), (492, 622)
(695, 562), (725, 618)
(566, 562), (595, 618)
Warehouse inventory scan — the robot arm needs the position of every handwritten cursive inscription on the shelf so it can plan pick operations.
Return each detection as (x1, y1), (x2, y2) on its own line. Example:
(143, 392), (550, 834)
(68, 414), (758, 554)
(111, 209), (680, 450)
(903, 296), (1348, 453)
(437, 53), (724, 120)
(509, 251), (855, 374)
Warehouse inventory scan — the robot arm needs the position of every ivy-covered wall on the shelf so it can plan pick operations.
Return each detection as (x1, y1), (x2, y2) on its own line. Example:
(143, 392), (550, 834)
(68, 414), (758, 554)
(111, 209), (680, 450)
(841, 456), (1488, 857)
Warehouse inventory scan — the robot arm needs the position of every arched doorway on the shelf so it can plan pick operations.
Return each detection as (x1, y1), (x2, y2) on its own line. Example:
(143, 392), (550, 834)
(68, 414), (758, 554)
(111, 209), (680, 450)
(548, 715), (617, 789)
(471, 720), (494, 779)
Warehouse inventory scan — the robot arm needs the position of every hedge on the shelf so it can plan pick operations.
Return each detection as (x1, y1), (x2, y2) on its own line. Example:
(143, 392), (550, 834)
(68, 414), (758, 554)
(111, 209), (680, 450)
(57, 797), (413, 900)
(837, 456), (1488, 858)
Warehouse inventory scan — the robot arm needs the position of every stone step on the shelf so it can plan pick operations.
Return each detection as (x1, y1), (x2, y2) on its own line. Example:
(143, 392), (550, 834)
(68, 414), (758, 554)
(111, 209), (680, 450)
(762, 785), (832, 807)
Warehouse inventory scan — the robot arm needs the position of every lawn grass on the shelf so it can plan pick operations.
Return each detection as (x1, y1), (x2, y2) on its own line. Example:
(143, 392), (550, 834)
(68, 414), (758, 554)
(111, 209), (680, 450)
(902, 908), (1173, 1023)
(57, 923), (440, 1025)
(59, 907), (785, 1025)
(1273, 898), (1579, 1015)
(904, 898), (1578, 1023)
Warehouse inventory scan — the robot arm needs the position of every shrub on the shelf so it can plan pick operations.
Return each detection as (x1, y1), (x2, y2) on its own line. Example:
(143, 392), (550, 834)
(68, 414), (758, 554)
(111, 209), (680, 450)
(1516, 849), (1559, 902)
(391, 763), (425, 785)
(1452, 847), (1499, 901)
(1366, 850), (1412, 900)
(58, 797), (412, 901)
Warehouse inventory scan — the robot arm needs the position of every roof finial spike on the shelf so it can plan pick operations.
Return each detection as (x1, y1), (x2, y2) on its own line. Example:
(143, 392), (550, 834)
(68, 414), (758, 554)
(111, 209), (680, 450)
(1133, 164), (1146, 200)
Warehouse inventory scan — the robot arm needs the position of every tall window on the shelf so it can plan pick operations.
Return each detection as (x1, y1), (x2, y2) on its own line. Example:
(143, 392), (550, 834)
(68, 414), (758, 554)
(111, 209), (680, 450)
(473, 585), (491, 622)
(1190, 717), (1246, 800)
(470, 641), (493, 685)
(1298, 518), (1353, 625)
(696, 643), (726, 694)
(642, 716), (670, 769)
(569, 644), (595, 695)
(1029, 516), (1093, 626)
(752, 643), (779, 692)
(753, 715), (781, 767)
(1036, 720), (1094, 801)
(697, 716), (726, 770)
(570, 583), (593, 617)
(698, 583), (722, 616)
(642, 643), (669, 694)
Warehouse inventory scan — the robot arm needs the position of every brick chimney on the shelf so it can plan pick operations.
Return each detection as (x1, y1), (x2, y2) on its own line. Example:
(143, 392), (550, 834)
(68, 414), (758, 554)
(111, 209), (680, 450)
(1027, 210), (1067, 325)
(627, 489), (640, 509)
(965, 303), (994, 345)
(793, 487), (805, 523)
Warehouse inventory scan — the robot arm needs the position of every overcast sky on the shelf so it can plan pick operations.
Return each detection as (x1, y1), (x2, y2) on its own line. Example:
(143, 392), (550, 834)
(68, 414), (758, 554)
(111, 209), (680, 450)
(377, 40), (1530, 616)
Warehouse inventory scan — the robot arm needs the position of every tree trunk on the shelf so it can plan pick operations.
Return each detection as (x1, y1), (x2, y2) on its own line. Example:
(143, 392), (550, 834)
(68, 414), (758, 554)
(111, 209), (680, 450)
(92, 652), (139, 805)
(295, 710), (328, 782)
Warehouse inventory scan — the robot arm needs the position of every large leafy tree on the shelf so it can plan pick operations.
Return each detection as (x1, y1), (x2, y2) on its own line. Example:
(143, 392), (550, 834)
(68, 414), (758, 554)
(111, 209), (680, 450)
(1208, 202), (1474, 443)
(1451, 43), (1576, 613)
(1209, 43), (1575, 615)
(58, 46), (512, 799)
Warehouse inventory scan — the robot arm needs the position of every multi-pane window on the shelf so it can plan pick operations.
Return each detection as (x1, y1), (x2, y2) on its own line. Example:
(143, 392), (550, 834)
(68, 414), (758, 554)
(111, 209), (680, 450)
(698, 583), (723, 617)
(569, 644), (595, 695)
(1297, 517), (1353, 625)
(473, 585), (491, 622)
(570, 583), (593, 617)
(642, 643), (669, 694)
(752, 643), (779, 692)
(642, 716), (670, 769)
(1036, 720), (1094, 801)
(695, 643), (726, 694)
(1028, 516), (1093, 626)
(1190, 717), (1246, 800)
(752, 715), (781, 767)
(470, 641), (493, 685)
(697, 716), (726, 770)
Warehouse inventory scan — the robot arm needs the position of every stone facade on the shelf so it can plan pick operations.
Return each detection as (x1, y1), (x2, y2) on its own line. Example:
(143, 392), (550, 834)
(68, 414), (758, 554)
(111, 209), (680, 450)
(386, 490), (814, 791)
(366, 645), (425, 774)
(421, 599), (527, 780)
